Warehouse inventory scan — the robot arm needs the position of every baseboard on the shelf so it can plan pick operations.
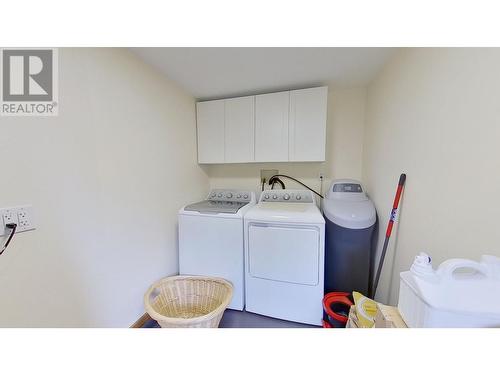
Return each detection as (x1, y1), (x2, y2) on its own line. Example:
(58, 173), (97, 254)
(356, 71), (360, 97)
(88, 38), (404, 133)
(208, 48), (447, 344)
(130, 312), (151, 328)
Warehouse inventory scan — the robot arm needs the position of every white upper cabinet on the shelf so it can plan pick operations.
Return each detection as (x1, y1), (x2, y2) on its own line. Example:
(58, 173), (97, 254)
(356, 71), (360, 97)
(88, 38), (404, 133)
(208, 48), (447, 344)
(255, 91), (290, 162)
(195, 86), (327, 164)
(224, 96), (255, 163)
(196, 100), (225, 163)
(289, 86), (328, 162)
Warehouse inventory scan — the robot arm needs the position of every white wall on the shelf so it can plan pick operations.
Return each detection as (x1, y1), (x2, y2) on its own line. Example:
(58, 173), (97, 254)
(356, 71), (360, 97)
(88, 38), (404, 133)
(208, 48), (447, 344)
(363, 48), (500, 304)
(0, 48), (208, 327)
(204, 87), (366, 198)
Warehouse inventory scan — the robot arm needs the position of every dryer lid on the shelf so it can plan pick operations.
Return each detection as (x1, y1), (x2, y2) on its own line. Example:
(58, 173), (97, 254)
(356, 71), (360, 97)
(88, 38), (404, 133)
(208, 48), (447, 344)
(245, 202), (325, 224)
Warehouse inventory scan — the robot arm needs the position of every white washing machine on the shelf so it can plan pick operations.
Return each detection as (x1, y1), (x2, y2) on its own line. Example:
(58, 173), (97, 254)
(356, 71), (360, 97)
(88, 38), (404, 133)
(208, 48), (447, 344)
(244, 189), (325, 325)
(178, 189), (256, 310)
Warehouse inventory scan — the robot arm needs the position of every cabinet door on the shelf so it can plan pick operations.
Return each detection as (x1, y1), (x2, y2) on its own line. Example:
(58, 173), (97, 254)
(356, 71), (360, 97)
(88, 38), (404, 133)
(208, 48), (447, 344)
(224, 96), (255, 163)
(255, 91), (290, 162)
(196, 100), (225, 163)
(289, 86), (328, 161)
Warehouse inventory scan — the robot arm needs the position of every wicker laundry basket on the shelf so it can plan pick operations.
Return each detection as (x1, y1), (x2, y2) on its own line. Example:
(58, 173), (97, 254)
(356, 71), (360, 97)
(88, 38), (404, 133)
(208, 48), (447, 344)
(144, 275), (233, 328)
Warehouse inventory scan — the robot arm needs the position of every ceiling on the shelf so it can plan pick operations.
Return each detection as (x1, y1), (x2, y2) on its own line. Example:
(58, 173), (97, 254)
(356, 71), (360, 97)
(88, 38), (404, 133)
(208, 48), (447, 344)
(131, 48), (395, 100)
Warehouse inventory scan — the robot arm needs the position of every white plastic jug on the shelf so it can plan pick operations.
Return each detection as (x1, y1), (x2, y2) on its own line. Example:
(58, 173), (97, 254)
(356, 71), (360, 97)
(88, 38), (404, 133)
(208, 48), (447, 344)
(398, 252), (500, 327)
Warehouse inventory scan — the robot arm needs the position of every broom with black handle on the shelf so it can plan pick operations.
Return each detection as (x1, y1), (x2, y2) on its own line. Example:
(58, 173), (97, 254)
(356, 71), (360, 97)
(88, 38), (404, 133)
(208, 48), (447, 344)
(370, 173), (406, 299)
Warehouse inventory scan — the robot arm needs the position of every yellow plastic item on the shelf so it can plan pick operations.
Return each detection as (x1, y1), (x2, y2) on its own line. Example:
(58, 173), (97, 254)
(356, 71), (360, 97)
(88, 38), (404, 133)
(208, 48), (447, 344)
(352, 291), (378, 328)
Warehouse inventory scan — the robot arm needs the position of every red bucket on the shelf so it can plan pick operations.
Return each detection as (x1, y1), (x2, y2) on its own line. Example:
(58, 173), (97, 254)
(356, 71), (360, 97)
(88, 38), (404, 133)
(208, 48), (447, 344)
(322, 292), (353, 328)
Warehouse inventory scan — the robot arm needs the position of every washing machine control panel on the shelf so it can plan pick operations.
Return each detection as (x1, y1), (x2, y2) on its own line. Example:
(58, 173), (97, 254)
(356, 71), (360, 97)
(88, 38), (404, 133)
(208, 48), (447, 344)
(260, 190), (314, 203)
(208, 189), (253, 203)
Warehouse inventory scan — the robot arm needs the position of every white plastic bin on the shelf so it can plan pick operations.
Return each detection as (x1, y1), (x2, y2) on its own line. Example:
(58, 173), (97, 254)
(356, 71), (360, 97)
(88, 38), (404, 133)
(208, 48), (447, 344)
(398, 253), (500, 328)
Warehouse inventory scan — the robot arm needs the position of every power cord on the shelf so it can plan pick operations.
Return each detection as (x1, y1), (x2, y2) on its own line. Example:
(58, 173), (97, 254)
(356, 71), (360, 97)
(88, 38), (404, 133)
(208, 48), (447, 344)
(268, 174), (324, 199)
(319, 174), (324, 213)
(0, 223), (17, 255)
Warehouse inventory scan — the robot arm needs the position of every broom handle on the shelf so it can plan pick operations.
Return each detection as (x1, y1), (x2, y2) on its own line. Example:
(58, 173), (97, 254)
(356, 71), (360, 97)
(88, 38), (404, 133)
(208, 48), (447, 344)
(371, 173), (406, 299)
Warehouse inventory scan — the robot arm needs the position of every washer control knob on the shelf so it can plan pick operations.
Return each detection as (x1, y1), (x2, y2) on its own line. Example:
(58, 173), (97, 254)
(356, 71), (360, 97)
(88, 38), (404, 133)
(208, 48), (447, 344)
(226, 193), (233, 198)
(236, 194), (241, 198)
(296, 195), (302, 200)
(264, 194), (269, 199)
(217, 193), (223, 198)
(272, 194), (278, 200)
(243, 194), (249, 199)
(283, 193), (290, 201)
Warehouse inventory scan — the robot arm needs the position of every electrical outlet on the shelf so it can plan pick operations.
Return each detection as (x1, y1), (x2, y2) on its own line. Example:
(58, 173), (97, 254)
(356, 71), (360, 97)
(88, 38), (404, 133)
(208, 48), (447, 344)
(2, 209), (17, 226)
(260, 169), (279, 184)
(0, 209), (17, 237)
(17, 206), (35, 232)
(0, 205), (35, 236)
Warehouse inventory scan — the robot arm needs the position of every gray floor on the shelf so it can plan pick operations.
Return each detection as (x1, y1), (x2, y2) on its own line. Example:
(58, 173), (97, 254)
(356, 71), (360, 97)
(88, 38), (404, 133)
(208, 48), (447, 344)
(142, 309), (318, 328)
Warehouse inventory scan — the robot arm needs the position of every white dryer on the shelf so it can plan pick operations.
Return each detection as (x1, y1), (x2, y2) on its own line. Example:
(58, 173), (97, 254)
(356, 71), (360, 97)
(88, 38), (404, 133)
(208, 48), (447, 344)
(178, 189), (256, 311)
(244, 189), (325, 325)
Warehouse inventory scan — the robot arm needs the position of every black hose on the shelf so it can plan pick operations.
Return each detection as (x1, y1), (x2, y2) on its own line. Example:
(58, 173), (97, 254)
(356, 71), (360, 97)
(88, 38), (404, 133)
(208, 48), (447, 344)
(268, 174), (324, 199)
(270, 177), (285, 190)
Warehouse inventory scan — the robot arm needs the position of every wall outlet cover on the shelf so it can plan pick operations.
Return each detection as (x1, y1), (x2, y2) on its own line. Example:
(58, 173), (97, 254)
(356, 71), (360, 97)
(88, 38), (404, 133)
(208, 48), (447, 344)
(260, 169), (279, 183)
(17, 206), (35, 231)
(2, 209), (17, 225)
(0, 205), (35, 236)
